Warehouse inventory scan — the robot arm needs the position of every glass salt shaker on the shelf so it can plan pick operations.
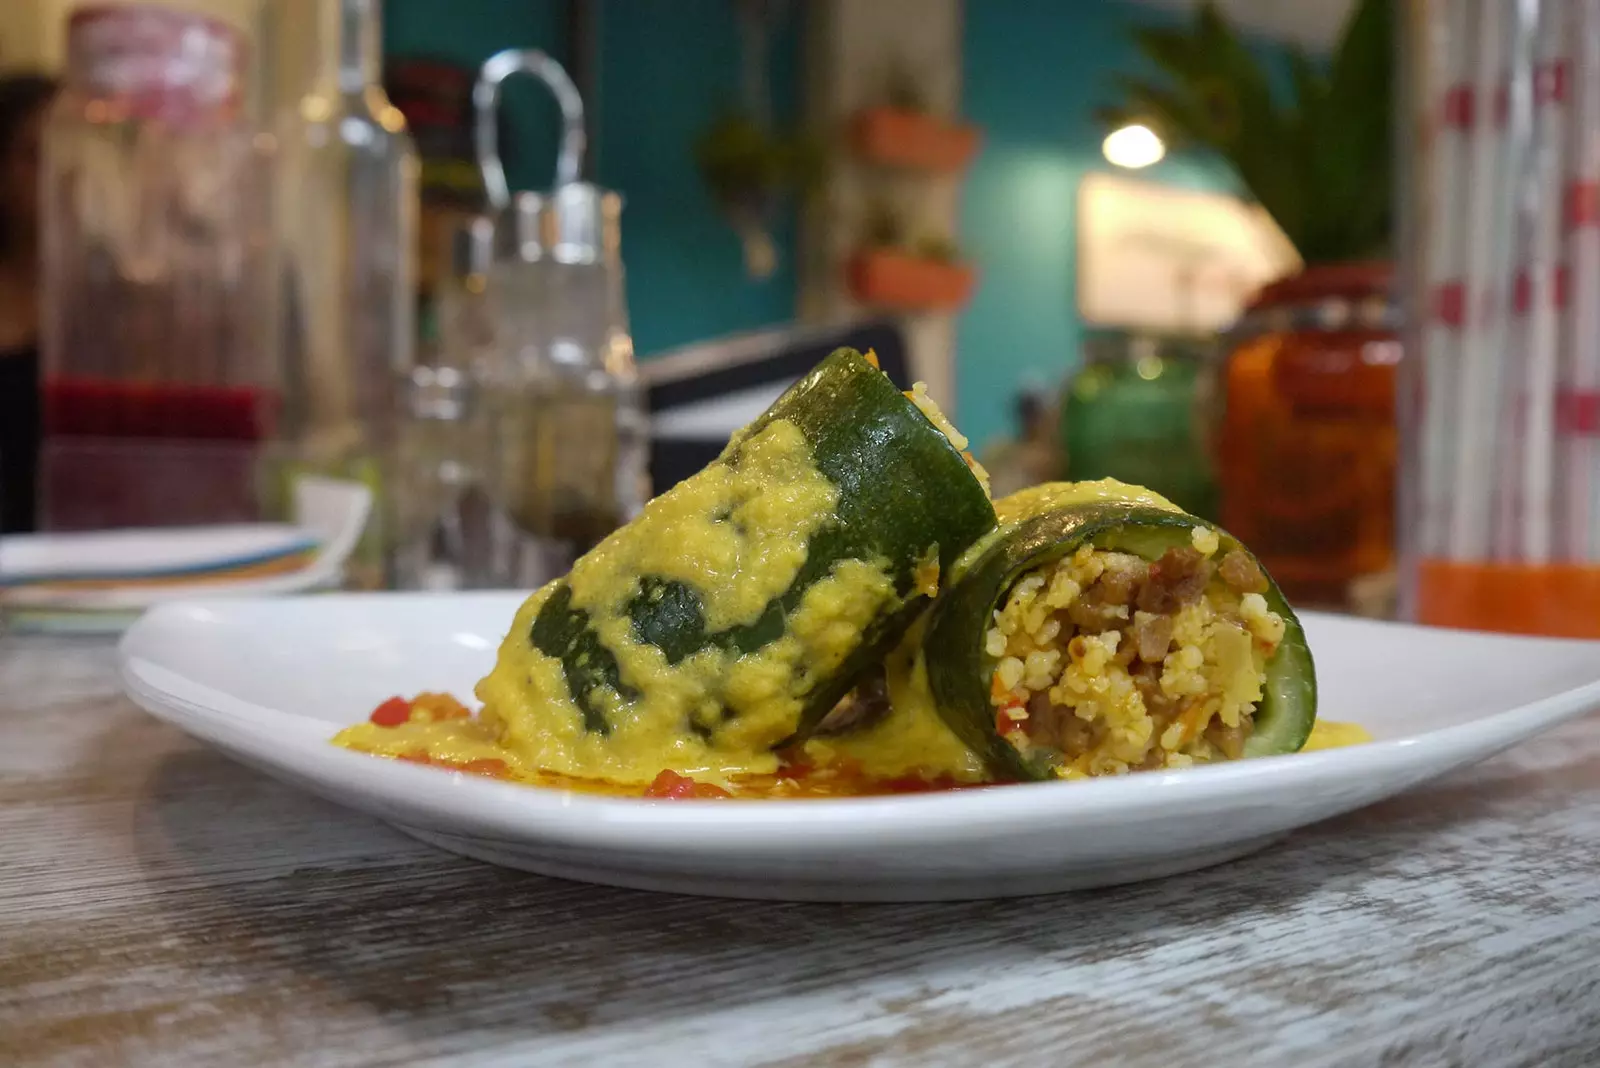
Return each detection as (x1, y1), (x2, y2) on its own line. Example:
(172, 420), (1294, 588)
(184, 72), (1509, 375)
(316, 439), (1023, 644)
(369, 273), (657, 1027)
(471, 50), (648, 588)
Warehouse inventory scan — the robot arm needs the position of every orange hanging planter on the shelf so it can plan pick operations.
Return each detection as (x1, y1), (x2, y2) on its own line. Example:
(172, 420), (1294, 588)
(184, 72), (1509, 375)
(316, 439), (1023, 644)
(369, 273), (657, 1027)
(851, 106), (982, 173)
(848, 248), (976, 312)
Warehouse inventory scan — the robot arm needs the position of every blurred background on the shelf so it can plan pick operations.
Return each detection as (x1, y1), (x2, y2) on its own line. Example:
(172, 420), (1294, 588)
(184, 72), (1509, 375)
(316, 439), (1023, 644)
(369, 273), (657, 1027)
(0, 0), (1593, 639)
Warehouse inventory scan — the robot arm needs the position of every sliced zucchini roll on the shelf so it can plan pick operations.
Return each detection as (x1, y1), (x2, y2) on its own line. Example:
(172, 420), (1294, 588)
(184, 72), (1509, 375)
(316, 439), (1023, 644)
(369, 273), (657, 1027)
(473, 347), (997, 784)
(922, 480), (1316, 782)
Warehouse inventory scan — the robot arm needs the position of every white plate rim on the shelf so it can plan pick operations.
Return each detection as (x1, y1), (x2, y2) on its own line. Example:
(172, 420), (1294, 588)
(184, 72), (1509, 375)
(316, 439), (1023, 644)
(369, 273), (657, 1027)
(115, 601), (1600, 854)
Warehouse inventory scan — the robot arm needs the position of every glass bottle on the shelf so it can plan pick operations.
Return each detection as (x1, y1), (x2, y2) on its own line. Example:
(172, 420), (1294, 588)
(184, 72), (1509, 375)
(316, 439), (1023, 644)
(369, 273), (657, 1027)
(266, 0), (420, 589)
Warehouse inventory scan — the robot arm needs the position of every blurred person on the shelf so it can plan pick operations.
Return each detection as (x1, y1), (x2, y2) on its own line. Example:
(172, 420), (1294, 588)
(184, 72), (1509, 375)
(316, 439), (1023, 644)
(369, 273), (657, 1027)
(0, 74), (57, 534)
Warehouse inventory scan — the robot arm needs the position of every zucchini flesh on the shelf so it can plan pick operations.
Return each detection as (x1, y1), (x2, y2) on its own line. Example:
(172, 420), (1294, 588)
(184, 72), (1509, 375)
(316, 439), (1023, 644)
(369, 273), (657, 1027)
(532, 347), (997, 744)
(922, 501), (1317, 782)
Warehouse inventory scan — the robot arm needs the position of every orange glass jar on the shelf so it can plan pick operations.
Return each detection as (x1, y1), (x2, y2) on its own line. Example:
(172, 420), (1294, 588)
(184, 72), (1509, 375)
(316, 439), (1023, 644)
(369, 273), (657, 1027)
(1218, 262), (1402, 611)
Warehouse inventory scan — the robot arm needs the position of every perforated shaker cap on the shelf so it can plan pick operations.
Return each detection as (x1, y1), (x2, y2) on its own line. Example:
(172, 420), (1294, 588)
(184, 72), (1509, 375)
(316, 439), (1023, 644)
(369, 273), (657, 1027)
(496, 183), (623, 266)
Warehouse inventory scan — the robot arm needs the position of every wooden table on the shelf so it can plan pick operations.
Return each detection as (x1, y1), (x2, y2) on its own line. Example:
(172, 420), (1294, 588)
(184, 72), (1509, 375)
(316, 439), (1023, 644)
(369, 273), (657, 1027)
(4, 634), (1600, 1068)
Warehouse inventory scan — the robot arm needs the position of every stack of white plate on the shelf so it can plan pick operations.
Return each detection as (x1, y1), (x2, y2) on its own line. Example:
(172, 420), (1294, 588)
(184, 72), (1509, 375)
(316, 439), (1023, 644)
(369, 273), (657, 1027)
(1, 476), (371, 633)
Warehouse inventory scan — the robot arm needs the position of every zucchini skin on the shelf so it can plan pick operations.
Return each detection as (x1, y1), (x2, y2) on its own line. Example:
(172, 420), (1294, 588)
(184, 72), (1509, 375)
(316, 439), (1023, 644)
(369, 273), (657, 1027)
(922, 501), (1317, 782)
(532, 346), (997, 741)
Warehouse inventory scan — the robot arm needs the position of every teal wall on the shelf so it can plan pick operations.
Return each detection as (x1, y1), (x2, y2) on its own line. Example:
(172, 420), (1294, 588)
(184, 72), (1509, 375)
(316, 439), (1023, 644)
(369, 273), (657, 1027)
(384, 0), (800, 357)
(957, 0), (1245, 452)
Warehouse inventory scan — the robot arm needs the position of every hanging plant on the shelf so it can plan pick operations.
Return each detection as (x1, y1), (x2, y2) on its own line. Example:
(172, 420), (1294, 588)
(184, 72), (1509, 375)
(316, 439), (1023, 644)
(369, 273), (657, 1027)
(693, 0), (824, 278)
(694, 111), (823, 278)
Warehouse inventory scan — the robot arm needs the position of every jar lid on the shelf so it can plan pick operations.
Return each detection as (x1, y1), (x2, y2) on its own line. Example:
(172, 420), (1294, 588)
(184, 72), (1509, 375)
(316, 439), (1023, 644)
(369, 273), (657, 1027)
(66, 5), (245, 126)
(1081, 329), (1216, 367)
(1246, 261), (1394, 309)
(1228, 261), (1400, 342)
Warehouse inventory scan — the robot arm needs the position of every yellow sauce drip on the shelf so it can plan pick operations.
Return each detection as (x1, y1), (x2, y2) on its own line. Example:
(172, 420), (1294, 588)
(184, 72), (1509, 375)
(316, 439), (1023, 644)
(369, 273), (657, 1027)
(1301, 720), (1374, 751)
(803, 616), (989, 783)
(992, 478), (1183, 527)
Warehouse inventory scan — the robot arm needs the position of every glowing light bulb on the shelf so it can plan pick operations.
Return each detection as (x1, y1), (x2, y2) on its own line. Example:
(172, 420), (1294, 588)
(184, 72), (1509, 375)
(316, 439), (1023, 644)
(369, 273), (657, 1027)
(1102, 123), (1166, 169)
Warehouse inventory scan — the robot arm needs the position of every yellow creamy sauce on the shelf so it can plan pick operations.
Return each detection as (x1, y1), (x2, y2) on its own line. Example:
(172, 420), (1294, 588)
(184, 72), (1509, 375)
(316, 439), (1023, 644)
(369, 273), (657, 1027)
(991, 478), (1183, 526)
(332, 696), (1372, 795)
(338, 416), (902, 788)
(945, 478), (1185, 583)
(332, 473), (1372, 795)
(1302, 720), (1374, 751)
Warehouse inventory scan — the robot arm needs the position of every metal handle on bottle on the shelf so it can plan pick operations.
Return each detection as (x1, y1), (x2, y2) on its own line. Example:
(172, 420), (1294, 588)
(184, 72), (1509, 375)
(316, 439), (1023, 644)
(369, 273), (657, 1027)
(473, 48), (586, 209)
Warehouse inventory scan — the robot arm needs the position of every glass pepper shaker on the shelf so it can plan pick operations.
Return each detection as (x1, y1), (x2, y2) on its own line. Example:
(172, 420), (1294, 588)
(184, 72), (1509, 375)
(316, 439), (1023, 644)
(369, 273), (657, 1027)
(468, 50), (648, 588)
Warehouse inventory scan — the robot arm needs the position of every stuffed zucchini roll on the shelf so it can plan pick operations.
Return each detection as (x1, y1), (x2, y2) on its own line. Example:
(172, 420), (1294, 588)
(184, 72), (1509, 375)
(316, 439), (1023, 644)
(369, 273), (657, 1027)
(921, 480), (1316, 782)
(449, 347), (996, 785)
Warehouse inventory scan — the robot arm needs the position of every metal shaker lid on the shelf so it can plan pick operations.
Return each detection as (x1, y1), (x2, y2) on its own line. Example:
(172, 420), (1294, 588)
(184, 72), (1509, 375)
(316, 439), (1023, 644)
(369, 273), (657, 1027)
(498, 184), (624, 266)
(472, 48), (623, 266)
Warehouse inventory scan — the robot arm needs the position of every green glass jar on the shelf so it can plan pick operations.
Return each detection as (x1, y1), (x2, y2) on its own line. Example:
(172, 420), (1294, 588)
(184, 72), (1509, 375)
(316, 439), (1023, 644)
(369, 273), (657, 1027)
(1061, 330), (1220, 522)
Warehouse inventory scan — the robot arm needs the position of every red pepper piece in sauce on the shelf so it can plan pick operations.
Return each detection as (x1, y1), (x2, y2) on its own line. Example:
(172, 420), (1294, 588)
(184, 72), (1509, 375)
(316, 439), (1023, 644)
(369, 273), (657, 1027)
(370, 697), (413, 727)
(642, 770), (731, 799)
(994, 699), (1026, 737)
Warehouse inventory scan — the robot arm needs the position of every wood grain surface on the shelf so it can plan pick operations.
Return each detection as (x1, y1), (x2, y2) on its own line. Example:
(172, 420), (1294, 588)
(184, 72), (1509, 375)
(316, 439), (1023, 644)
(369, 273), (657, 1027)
(3, 634), (1600, 1068)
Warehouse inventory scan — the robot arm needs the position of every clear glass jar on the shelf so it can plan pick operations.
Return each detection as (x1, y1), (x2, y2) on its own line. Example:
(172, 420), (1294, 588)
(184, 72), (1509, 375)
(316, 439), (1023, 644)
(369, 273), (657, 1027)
(264, 0), (420, 590)
(38, 5), (278, 531)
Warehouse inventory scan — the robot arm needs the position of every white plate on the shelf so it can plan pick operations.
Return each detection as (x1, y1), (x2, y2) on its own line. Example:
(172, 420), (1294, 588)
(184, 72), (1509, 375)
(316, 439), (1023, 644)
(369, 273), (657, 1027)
(117, 592), (1600, 902)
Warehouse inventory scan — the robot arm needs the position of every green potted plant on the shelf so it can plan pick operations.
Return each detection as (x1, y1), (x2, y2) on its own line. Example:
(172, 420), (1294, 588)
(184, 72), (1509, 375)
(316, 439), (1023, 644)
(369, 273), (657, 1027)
(852, 59), (982, 174)
(1099, 0), (1392, 268)
(1099, 0), (1399, 613)
(847, 197), (976, 312)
